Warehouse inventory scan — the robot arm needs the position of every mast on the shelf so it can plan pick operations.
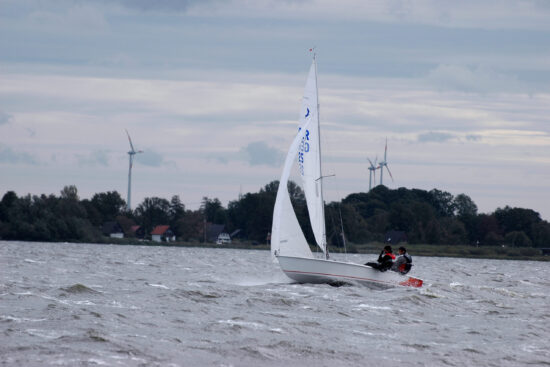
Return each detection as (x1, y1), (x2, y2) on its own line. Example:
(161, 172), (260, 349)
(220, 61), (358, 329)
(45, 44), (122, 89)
(313, 53), (329, 260)
(127, 154), (133, 211)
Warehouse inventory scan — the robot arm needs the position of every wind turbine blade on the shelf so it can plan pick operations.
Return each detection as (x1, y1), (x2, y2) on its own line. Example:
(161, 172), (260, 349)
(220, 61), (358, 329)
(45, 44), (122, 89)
(125, 129), (136, 152)
(367, 158), (374, 168)
(386, 165), (394, 181)
(384, 138), (388, 161)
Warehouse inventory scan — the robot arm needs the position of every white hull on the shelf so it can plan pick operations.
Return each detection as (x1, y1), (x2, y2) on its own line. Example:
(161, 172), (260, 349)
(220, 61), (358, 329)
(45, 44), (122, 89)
(277, 255), (423, 288)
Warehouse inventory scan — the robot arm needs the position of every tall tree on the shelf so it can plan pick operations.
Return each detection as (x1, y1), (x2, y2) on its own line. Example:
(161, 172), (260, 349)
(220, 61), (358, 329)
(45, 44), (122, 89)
(429, 189), (456, 217)
(175, 210), (205, 242)
(494, 206), (541, 240)
(454, 193), (478, 217)
(89, 191), (126, 225)
(201, 197), (226, 224)
(531, 222), (550, 248)
(57, 186), (87, 220)
(169, 195), (186, 235)
(135, 197), (171, 233)
(60, 185), (79, 201)
(169, 195), (185, 221)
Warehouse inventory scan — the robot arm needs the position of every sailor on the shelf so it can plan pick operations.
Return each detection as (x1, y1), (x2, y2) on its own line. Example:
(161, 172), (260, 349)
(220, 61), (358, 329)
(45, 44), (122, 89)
(365, 245), (395, 271)
(391, 246), (413, 274)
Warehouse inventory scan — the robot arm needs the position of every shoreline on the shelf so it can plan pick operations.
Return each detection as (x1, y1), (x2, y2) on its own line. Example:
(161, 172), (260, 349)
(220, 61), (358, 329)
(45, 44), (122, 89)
(3, 239), (548, 262)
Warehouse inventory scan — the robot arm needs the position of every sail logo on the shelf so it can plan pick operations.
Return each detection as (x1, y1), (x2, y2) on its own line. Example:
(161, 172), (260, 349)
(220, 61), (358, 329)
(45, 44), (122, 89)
(298, 127), (310, 175)
(305, 108), (310, 118)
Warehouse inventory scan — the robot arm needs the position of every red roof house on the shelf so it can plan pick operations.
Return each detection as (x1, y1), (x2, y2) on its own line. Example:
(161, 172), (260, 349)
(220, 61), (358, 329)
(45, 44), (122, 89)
(151, 225), (176, 243)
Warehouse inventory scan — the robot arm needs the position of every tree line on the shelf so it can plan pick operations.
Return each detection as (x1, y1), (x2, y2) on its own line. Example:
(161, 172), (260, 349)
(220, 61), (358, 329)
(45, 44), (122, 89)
(1, 183), (549, 248)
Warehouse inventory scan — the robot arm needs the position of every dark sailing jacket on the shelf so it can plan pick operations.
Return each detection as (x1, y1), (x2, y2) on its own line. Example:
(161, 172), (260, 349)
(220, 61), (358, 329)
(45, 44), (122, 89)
(377, 251), (395, 271)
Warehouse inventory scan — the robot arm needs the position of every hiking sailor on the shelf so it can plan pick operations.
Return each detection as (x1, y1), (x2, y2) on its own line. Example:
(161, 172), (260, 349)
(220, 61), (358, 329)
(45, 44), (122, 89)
(391, 246), (413, 274)
(365, 245), (395, 272)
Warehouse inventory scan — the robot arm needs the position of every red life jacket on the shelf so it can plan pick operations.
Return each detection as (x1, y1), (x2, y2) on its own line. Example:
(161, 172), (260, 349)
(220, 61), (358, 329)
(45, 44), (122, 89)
(386, 252), (396, 260)
(398, 254), (412, 273)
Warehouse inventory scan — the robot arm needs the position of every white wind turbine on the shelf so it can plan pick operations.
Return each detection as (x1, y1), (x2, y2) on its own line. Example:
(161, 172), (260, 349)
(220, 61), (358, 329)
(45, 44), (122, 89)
(125, 129), (143, 211)
(378, 138), (394, 186)
(367, 157), (379, 191)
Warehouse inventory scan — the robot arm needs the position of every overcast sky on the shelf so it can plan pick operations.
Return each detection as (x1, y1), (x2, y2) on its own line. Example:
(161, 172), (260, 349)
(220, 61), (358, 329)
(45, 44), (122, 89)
(1, 0), (549, 219)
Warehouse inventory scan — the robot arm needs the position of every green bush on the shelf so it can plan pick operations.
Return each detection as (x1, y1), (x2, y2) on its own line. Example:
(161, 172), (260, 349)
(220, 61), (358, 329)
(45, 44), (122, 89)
(504, 231), (532, 247)
(519, 247), (538, 256)
(469, 248), (489, 256)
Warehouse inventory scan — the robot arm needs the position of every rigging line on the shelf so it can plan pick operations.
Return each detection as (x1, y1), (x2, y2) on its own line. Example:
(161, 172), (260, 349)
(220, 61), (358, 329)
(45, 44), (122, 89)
(327, 203), (338, 252)
(338, 204), (348, 261)
(315, 173), (345, 258)
(315, 174), (335, 182)
(319, 121), (349, 260)
(333, 181), (348, 260)
(327, 202), (346, 257)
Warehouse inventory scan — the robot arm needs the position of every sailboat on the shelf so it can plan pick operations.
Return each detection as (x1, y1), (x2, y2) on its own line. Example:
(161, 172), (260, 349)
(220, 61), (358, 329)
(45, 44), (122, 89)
(271, 55), (422, 288)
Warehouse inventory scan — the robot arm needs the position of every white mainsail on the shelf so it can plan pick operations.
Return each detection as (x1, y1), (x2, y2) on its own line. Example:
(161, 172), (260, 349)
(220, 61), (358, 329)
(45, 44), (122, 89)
(271, 119), (314, 259)
(297, 58), (327, 254)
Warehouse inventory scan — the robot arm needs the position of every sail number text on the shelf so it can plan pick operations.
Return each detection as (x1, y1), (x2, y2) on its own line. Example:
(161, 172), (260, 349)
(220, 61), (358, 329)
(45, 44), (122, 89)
(298, 128), (310, 175)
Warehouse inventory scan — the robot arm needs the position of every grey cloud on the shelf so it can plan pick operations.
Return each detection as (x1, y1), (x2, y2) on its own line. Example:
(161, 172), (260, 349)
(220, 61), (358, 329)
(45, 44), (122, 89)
(214, 156), (228, 164)
(76, 150), (109, 167)
(99, 0), (209, 12)
(26, 128), (36, 137)
(387, 0), (414, 21)
(466, 134), (482, 142)
(0, 145), (38, 165)
(0, 111), (13, 125)
(239, 141), (284, 167)
(426, 64), (525, 93)
(417, 131), (456, 143)
(135, 150), (164, 167)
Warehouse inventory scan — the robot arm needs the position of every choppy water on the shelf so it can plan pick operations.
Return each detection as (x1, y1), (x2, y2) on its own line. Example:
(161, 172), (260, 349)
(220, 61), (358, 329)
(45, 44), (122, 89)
(1, 241), (549, 366)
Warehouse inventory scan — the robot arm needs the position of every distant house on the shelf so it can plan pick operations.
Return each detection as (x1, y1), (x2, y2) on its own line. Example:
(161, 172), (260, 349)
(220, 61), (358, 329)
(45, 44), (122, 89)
(385, 230), (407, 245)
(130, 225), (146, 239)
(102, 221), (124, 239)
(206, 223), (225, 243)
(216, 232), (231, 245)
(151, 225), (176, 243)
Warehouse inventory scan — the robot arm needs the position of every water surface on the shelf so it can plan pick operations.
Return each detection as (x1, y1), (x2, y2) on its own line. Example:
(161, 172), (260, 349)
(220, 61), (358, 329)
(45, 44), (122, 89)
(1, 241), (549, 366)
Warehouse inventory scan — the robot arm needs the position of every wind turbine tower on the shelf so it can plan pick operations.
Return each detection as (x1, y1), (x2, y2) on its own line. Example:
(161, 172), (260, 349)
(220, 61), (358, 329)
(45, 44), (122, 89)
(125, 129), (143, 211)
(378, 138), (394, 186)
(367, 157), (379, 191)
